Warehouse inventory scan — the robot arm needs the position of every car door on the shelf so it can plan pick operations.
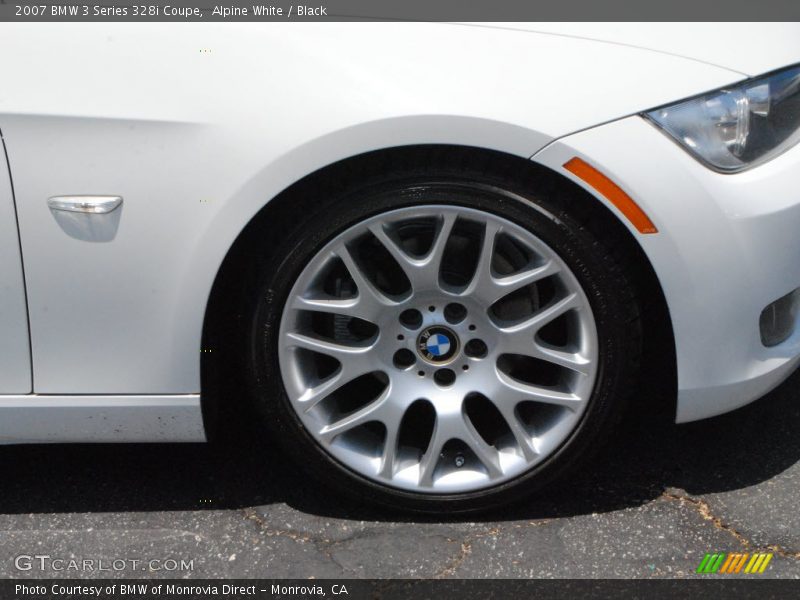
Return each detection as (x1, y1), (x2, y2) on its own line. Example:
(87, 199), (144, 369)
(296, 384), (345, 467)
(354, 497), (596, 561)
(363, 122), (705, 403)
(0, 130), (32, 394)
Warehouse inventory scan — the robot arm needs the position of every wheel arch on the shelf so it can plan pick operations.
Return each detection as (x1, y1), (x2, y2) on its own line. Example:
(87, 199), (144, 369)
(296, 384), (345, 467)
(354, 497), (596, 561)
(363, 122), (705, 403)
(200, 144), (677, 437)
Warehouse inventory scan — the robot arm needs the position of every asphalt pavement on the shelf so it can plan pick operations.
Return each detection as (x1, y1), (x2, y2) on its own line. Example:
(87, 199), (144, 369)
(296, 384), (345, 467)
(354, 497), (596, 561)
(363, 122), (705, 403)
(2, 369), (800, 579)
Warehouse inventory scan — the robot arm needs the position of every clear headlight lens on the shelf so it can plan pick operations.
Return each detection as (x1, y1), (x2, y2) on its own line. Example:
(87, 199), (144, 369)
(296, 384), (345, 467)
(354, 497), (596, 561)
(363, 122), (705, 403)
(645, 64), (800, 172)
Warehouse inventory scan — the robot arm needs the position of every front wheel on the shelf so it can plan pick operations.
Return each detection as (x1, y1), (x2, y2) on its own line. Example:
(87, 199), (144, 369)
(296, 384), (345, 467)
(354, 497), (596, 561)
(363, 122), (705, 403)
(248, 164), (642, 513)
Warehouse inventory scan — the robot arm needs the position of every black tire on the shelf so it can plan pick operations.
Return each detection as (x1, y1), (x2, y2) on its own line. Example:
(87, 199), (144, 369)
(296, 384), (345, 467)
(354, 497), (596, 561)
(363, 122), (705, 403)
(245, 153), (642, 514)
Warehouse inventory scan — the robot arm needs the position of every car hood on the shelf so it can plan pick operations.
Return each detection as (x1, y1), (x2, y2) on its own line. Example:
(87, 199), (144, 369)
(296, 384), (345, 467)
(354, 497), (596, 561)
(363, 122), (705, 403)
(473, 23), (800, 77)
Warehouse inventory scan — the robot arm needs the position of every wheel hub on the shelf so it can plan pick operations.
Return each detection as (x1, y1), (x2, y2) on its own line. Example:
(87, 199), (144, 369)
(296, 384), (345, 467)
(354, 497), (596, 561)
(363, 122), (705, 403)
(417, 325), (460, 365)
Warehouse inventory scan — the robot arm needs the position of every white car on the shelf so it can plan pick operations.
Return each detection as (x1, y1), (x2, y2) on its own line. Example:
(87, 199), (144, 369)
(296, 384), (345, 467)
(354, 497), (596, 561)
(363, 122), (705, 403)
(1, 23), (798, 512)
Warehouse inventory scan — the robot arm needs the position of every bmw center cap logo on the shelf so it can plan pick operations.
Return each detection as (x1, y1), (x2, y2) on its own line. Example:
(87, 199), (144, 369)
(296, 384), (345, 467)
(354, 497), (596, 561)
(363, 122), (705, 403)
(418, 326), (459, 364)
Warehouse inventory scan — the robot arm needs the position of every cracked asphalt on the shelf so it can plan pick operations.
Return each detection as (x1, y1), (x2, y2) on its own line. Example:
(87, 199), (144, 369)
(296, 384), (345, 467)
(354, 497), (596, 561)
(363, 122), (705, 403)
(2, 369), (800, 579)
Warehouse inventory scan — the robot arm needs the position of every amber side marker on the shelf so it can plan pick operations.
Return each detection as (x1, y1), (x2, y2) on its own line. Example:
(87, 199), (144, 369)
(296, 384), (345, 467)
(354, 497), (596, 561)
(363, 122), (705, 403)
(564, 157), (658, 234)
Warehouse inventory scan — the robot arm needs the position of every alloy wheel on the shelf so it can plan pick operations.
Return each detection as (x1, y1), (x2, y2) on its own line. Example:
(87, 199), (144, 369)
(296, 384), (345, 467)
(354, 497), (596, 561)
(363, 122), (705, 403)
(278, 205), (598, 494)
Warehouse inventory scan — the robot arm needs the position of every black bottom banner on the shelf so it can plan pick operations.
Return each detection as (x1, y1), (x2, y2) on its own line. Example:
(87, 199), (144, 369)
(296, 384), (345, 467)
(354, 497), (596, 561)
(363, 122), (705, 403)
(2, 579), (797, 600)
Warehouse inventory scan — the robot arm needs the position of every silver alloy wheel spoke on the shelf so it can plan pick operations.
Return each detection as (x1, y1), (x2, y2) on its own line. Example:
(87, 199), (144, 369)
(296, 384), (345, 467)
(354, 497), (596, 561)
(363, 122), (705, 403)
(285, 331), (375, 360)
(418, 431), (446, 487)
(379, 425), (401, 479)
(334, 244), (399, 320)
(502, 409), (539, 461)
(460, 416), (505, 478)
(291, 296), (361, 317)
(368, 212), (458, 292)
(297, 359), (376, 408)
(279, 205), (598, 494)
(318, 386), (396, 443)
(496, 292), (580, 336)
(484, 261), (561, 305)
(469, 260), (562, 308)
(495, 371), (583, 410)
(462, 221), (500, 297)
(530, 343), (592, 375)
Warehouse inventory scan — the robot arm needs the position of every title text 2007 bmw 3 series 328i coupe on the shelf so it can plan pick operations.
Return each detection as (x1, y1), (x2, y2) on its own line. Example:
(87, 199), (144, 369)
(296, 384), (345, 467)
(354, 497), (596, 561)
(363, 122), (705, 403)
(1, 23), (799, 512)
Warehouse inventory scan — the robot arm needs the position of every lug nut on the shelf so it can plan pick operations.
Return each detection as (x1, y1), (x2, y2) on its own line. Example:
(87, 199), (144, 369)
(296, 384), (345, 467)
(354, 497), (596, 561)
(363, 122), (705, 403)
(393, 349), (416, 369)
(433, 368), (456, 387)
(464, 338), (488, 359)
(444, 303), (467, 324)
(399, 309), (423, 329)
(454, 454), (465, 468)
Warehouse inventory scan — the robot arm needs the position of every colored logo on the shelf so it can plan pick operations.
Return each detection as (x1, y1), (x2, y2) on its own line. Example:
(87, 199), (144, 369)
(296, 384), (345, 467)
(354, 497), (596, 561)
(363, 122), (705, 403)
(417, 326), (458, 364)
(426, 334), (451, 357)
(696, 552), (773, 574)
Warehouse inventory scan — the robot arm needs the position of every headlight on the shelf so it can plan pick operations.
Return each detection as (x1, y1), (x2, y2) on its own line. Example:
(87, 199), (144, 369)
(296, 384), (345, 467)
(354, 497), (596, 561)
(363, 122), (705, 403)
(644, 64), (800, 172)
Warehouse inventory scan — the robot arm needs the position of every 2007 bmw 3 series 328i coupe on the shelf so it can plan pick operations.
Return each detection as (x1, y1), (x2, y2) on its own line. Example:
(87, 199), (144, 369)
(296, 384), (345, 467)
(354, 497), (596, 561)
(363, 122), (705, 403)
(0, 23), (799, 512)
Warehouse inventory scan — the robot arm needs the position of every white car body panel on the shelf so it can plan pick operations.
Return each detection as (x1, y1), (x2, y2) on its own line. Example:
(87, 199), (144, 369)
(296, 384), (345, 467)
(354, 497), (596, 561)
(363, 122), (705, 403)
(534, 117), (800, 422)
(489, 23), (800, 76)
(0, 23), (744, 397)
(0, 23), (798, 441)
(0, 132), (31, 393)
